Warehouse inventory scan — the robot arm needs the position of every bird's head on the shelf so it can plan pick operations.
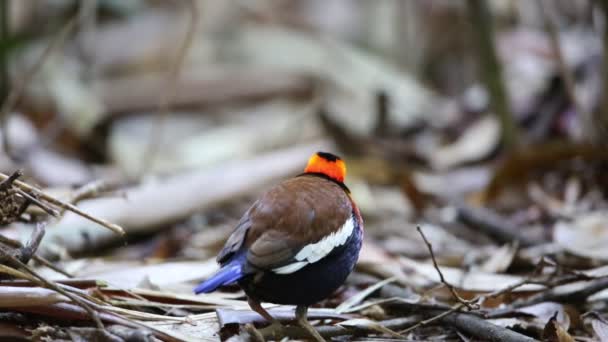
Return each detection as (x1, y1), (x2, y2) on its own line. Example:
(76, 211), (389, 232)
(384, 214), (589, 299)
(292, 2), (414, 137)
(304, 152), (346, 183)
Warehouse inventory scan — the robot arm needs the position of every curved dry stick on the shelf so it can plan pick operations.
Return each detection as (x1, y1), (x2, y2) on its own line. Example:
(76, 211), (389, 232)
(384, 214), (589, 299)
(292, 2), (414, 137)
(416, 226), (479, 310)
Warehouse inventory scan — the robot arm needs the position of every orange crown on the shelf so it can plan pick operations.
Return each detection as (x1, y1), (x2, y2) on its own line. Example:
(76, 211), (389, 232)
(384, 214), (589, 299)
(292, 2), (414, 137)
(304, 152), (346, 183)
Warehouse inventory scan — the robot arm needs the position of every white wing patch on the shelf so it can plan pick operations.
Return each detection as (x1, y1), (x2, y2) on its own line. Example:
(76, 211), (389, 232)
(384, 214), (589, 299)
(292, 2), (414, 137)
(272, 216), (355, 274)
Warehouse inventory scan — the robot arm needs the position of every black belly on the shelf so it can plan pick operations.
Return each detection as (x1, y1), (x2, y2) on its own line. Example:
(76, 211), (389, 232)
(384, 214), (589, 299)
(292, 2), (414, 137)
(238, 225), (362, 306)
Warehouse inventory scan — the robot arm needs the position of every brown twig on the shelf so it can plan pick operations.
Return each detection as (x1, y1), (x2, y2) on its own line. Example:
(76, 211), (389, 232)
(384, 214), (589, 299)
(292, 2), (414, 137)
(14, 188), (59, 217)
(0, 172), (124, 235)
(0, 14), (78, 159)
(0, 222), (45, 266)
(142, 0), (199, 173)
(416, 226), (479, 310)
(0, 233), (72, 278)
(0, 170), (58, 222)
(0, 169), (21, 189)
(399, 303), (464, 335)
(58, 179), (121, 218)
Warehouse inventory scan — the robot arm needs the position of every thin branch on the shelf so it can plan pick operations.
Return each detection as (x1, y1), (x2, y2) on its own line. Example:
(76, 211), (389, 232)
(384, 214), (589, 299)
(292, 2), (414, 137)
(141, 0), (199, 174)
(60, 179), (120, 216)
(416, 226), (479, 310)
(15, 188), (59, 217)
(0, 245), (104, 329)
(399, 303), (464, 335)
(0, 233), (72, 277)
(0, 172), (125, 235)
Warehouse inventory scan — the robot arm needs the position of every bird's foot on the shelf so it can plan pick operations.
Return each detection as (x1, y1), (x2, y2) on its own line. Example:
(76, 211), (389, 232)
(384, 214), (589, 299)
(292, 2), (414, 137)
(257, 320), (285, 340)
(296, 317), (326, 342)
(244, 323), (265, 342)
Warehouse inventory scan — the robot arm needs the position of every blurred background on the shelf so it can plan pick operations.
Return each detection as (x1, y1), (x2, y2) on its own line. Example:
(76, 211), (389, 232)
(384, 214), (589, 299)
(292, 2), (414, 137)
(1, 0), (608, 341)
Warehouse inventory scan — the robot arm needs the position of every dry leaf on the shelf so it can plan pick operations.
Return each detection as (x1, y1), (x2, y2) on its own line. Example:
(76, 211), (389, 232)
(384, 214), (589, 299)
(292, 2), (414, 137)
(478, 243), (518, 273)
(543, 313), (574, 342)
(589, 315), (608, 342)
(519, 302), (570, 331)
(554, 211), (608, 261)
(431, 116), (500, 170)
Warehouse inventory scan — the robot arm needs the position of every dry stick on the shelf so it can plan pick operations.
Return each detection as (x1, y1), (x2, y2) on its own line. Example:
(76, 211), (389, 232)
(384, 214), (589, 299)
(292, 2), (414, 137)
(141, 0), (199, 174)
(385, 300), (536, 342)
(398, 303), (464, 335)
(0, 172), (125, 235)
(259, 317), (417, 340)
(0, 251), (105, 329)
(0, 222), (45, 267)
(0, 169), (21, 189)
(537, 0), (586, 120)
(257, 302), (536, 342)
(416, 226), (479, 310)
(15, 188), (59, 217)
(466, 0), (519, 149)
(66, 179), (117, 206)
(437, 311), (537, 342)
(0, 169), (58, 217)
(0, 14), (78, 158)
(0, 234), (72, 278)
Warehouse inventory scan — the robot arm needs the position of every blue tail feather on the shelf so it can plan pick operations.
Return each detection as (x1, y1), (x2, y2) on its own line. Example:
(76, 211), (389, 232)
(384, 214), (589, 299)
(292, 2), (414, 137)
(194, 257), (245, 294)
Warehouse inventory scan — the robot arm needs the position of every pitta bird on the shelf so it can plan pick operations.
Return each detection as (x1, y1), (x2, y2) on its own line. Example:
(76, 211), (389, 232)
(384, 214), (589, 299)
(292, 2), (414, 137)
(194, 152), (363, 341)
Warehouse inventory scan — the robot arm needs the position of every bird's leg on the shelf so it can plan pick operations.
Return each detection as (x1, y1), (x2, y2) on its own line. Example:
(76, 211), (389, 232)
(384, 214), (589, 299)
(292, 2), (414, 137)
(295, 305), (326, 342)
(248, 297), (280, 324)
(247, 297), (284, 339)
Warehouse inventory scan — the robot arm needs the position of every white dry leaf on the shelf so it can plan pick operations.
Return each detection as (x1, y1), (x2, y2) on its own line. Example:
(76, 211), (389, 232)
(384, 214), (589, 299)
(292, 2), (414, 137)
(413, 166), (492, 199)
(519, 302), (570, 331)
(430, 116), (500, 171)
(478, 243), (518, 273)
(582, 265), (608, 278)
(336, 277), (396, 314)
(591, 318), (608, 342)
(553, 211), (608, 261)
(42, 259), (218, 291)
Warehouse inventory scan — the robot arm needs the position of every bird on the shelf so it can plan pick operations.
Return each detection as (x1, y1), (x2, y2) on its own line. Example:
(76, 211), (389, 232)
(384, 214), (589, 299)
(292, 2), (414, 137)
(194, 151), (363, 341)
